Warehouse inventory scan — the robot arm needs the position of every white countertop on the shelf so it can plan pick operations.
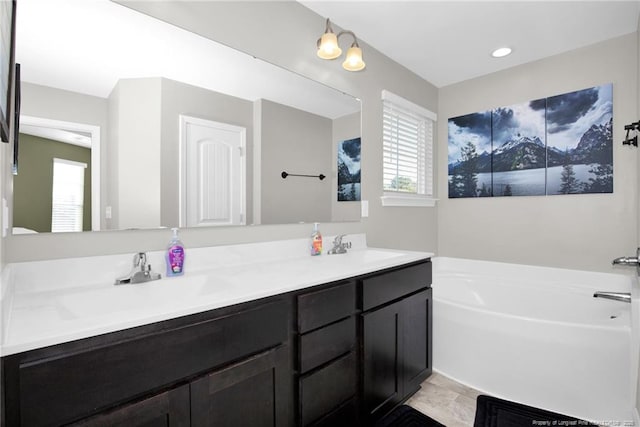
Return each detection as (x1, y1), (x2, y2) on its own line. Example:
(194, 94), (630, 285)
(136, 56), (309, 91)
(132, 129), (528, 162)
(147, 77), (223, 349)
(0, 235), (432, 356)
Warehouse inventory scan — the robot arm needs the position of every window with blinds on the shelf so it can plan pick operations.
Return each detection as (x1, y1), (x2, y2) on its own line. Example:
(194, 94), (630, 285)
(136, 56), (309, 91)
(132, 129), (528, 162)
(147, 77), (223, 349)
(382, 90), (437, 206)
(51, 158), (87, 232)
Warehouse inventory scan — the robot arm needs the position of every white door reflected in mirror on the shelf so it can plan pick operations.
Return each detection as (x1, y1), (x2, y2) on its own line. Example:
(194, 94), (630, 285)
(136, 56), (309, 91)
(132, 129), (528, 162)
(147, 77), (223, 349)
(180, 115), (246, 227)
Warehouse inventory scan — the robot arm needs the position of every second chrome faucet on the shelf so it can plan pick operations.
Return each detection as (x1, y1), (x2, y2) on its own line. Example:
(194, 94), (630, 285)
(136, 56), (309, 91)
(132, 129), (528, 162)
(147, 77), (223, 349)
(327, 234), (352, 255)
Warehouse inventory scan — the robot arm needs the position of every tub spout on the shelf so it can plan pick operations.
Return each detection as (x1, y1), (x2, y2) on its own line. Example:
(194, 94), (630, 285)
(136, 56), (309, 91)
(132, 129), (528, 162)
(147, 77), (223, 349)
(593, 291), (631, 303)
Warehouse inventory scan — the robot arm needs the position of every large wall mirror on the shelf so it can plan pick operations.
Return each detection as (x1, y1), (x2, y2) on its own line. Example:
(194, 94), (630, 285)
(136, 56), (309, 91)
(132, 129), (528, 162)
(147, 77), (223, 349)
(12, 0), (361, 234)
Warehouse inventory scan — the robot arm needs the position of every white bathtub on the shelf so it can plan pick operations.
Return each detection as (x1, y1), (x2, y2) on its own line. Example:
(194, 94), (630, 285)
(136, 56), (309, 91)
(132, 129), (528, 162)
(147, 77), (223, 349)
(432, 257), (633, 422)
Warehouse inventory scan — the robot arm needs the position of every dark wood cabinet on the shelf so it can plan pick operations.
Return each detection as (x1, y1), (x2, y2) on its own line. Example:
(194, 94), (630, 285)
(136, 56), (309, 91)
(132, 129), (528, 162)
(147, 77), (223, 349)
(299, 352), (357, 426)
(70, 385), (190, 427)
(402, 288), (432, 395)
(361, 262), (432, 424)
(296, 281), (358, 426)
(363, 299), (403, 420)
(1, 258), (432, 427)
(2, 298), (292, 427)
(190, 346), (289, 427)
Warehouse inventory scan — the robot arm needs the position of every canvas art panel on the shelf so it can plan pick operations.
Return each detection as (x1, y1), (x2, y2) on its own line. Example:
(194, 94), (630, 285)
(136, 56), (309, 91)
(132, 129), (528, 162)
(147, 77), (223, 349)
(447, 111), (492, 198)
(491, 100), (546, 197)
(337, 137), (361, 201)
(545, 84), (613, 195)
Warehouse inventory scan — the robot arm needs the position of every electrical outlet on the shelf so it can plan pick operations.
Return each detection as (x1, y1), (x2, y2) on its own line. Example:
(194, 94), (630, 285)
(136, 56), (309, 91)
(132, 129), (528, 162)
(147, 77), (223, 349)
(361, 200), (369, 217)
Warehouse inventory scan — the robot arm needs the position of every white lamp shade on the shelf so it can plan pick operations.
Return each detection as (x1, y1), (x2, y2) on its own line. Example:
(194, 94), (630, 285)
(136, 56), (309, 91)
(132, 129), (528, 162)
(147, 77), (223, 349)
(317, 32), (342, 60)
(342, 45), (366, 71)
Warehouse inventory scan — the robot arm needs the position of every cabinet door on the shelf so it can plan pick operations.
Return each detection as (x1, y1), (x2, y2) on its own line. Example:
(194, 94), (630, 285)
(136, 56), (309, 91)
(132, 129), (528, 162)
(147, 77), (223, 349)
(362, 288), (432, 423)
(402, 289), (432, 395)
(362, 301), (402, 422)
(70, 385), (190, 427)
(190, 346), (289, 427)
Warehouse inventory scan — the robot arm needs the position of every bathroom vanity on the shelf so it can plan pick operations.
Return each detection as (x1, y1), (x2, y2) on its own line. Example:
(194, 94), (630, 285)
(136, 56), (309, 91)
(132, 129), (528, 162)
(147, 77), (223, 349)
(0, 238), (432, 426)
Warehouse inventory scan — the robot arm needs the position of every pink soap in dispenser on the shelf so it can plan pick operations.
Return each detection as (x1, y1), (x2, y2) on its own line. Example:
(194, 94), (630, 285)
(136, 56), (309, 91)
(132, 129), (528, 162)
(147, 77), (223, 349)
(166, 228), (185, 276)
(310, 223), (322, 256)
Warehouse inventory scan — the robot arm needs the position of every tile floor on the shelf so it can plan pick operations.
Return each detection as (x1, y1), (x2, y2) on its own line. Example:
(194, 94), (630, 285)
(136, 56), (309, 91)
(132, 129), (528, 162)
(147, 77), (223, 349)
(407, 372), (483, 427)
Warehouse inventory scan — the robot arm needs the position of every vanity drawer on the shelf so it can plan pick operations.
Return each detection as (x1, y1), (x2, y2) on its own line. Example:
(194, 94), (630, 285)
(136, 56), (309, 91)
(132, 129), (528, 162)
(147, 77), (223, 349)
(362, 261), (431, 311)
(10, 299), (288, 427)
(299, 316), (356, 373)
(298, 281), (356, 333)
(309, 398), (358, 427)
(299, 352), (356, 426)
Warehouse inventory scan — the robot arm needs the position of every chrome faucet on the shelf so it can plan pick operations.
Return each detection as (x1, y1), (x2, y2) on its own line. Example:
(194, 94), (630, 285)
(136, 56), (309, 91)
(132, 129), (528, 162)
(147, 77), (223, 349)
(612, 256), (639, 266)
(327, 234), (351, 255)
(612, 248), (640, 266)
(593, 291), (631, 303)
(115, 252), (161, 285)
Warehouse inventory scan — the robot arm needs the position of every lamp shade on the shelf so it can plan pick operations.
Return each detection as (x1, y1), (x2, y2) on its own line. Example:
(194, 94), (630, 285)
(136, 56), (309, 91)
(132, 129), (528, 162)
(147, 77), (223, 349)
(317, 32), (342, 60)
(342, 45), (366, 71)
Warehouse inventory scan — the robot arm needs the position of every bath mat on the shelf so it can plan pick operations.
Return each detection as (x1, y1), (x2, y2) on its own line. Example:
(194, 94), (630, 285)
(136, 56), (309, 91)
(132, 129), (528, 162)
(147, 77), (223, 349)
(375, 405), (445, 427)
(474, 395), (597, 427)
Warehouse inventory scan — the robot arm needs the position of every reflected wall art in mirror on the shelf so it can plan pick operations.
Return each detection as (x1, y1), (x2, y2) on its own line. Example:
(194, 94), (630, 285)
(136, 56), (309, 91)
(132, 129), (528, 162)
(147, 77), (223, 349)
(12, 0), (362, 234)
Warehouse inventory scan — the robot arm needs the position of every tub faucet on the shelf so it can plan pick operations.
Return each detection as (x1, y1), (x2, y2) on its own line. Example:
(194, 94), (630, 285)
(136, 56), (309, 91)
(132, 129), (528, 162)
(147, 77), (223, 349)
(327, 234), (351, 255)
(593, 291), (631, 303)
(612, 248), (640, 266)
(115, 252), (161, 285)
(612, 256), (639, 266)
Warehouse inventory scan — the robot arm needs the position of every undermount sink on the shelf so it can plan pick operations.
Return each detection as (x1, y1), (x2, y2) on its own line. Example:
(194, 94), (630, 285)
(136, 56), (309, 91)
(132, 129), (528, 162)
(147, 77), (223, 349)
(56, 275), (208, 319)
(346, 249), (404, 262)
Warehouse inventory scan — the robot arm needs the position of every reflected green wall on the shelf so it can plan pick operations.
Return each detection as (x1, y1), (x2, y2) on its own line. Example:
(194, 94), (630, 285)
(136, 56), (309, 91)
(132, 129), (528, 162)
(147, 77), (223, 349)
(13, 134), (91, 232)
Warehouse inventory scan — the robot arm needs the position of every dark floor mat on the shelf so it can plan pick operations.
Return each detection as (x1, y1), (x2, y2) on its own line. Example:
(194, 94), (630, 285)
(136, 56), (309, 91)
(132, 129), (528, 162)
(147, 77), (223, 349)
(375, 405), (445, 427)
(474, 395), (598, 427)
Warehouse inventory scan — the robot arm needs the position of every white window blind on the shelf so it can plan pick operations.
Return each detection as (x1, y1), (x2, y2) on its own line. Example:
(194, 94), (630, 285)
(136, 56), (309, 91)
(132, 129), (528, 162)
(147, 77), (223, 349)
(51, 158), (87, 233)
(382, 90), (436, 205)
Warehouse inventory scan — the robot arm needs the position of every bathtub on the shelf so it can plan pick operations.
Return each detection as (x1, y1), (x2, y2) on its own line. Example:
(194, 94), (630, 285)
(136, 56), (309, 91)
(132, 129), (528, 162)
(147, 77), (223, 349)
(432, 257), (633, 422)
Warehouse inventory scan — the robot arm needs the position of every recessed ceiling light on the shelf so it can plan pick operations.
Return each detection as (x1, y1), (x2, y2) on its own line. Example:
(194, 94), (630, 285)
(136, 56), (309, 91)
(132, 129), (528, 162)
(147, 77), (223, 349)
(491, 47), (512, 58)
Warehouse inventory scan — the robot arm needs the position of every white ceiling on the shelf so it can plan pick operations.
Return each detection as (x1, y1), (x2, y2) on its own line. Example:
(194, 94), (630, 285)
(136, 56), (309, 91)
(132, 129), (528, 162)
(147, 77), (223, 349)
(301, 1), (640, 88)
(16, 0), (640, 123)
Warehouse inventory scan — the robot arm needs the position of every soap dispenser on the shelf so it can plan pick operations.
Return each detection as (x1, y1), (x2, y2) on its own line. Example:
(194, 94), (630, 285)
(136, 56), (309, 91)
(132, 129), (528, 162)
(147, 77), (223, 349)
(310, 223), (322, 256)
(166, 227), (185, 276)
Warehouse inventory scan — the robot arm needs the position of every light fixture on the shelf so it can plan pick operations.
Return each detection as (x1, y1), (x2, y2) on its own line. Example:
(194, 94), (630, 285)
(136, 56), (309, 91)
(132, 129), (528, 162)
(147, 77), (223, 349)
(491, 47), (512, 58)
(317, 18), (366, 72)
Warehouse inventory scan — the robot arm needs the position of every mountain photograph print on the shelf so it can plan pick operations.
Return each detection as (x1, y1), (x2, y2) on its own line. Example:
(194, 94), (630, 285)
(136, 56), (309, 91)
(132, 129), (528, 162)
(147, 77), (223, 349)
(448, 111), (492, 198)
(337, 137), (361, 201)
(447, 83), (613, 199)
(491, 100), (546, 197)
(545, 84), (613, 195)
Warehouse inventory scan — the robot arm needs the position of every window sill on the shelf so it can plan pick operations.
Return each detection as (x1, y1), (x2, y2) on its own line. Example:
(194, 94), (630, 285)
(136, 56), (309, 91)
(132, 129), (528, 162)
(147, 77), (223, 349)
(380, 194), (438, 207)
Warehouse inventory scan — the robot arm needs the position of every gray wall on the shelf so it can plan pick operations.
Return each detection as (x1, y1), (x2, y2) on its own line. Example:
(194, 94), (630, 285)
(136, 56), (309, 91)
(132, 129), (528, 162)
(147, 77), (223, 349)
(6, 1), (437, 261)
(438, 33), (638, 273)
(332, 112), (361, 222)
(20, 82), (109, 229)
(13, 134), (91, 232)
(160, 77), (254, 226)
(109, 78), (163, 229)
(107, 83), (120, 230)
(260, 99), (332, 224)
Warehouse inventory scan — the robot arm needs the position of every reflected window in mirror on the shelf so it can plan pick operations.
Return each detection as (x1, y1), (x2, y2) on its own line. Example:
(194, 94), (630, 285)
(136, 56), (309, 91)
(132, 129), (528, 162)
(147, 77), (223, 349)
(13, 0), (362, 234)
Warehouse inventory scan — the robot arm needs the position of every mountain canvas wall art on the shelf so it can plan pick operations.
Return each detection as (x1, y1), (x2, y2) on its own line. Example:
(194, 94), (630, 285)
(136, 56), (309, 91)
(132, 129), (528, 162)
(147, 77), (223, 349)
(447, 84), (613, 198)
(337, 137), (361, 201)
